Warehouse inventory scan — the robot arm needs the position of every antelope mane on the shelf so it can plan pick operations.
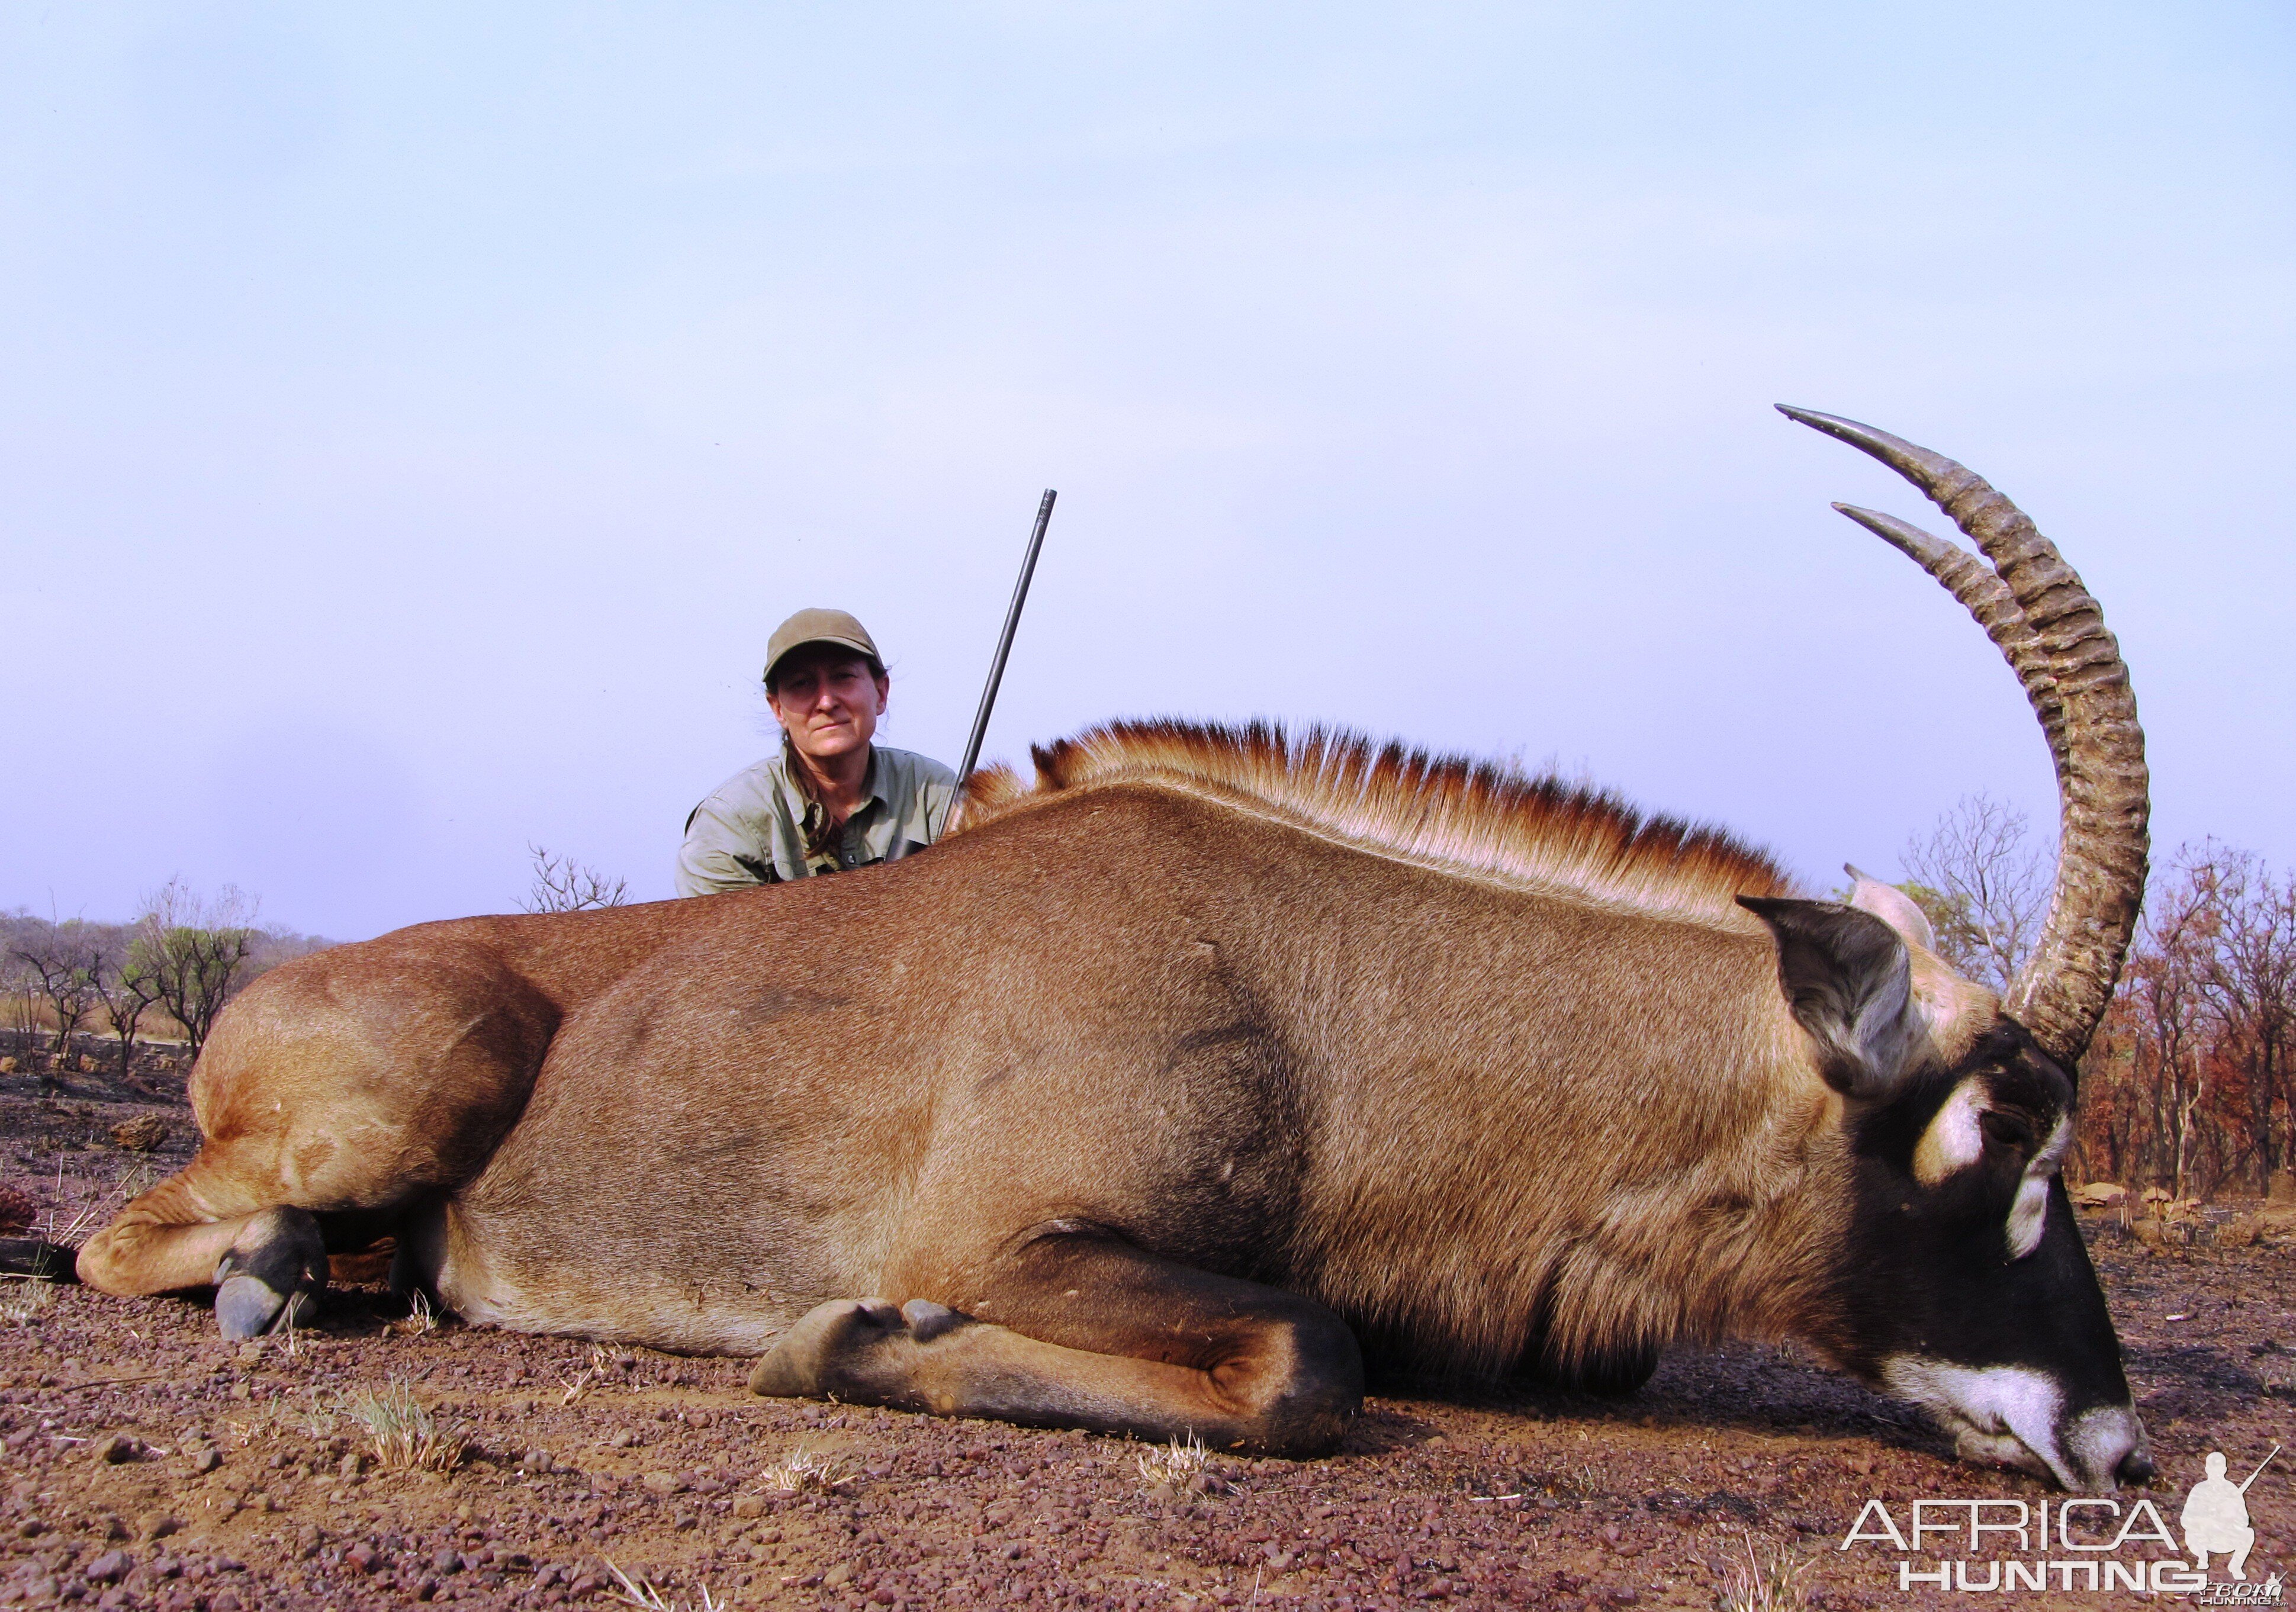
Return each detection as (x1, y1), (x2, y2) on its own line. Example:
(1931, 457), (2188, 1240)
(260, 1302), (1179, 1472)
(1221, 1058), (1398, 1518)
(957, 719), (1793, 919)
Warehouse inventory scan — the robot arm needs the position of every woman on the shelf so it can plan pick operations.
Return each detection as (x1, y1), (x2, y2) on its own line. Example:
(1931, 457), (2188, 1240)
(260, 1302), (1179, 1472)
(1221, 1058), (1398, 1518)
(675, 609), (957, 893)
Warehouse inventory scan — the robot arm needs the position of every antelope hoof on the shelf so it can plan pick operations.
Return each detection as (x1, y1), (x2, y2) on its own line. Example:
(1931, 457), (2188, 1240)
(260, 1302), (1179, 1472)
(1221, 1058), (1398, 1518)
(751, 1298), (898, 1397)
(1576, 1343), (1661, 1399)
(901, 1298), (966, 1342)
(750, 1296), (974, 1398)
(213, 1208), (328, 1340)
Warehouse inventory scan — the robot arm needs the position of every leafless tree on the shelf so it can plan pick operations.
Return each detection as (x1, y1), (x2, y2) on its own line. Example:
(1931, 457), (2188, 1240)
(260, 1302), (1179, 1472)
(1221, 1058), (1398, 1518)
(2139, 859), (2224, 1199)
(10, 921), (104, 1057)
(136, 879), (259, 1064)
(1, 952), (40, 1048)
(522, 844), (629, 914)
(87, 945), (165, 1079)
(1899, 792), (2053, 994)
(2191, 845), (2296, 1191)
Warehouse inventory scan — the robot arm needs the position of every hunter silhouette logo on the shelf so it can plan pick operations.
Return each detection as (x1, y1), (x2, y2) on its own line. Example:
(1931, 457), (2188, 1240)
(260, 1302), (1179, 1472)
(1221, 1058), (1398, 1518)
(2185, 1444), (2275, 1587)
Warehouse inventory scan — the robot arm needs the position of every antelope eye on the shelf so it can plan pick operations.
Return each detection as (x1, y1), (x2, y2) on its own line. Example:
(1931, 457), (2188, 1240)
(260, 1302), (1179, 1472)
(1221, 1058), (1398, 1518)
(1980, 1111), (2034, 1151)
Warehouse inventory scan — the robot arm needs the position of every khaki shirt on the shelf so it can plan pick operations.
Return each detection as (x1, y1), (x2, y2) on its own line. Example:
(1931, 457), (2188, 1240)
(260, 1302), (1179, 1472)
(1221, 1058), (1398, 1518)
(675, 744), (957, 896)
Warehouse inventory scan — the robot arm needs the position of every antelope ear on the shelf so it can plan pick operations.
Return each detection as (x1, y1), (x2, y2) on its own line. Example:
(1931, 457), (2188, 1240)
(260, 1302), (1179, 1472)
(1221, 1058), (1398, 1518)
(1738, 896), (1928, 1099)
(1844, 863), (1937, 951)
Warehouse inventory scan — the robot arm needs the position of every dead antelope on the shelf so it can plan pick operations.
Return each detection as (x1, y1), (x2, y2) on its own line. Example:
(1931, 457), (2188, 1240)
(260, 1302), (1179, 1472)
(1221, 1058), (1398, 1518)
(77, 408), (2151, 1490)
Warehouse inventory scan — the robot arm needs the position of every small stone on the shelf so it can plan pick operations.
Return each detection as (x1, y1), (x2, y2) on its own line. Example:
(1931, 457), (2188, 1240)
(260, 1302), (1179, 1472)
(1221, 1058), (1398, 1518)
(109, 1114), (168, 1151)
(95, 1433), (140, 1464)
(824, 1562), (854, 1587)
(189, 1447), (221, 1473)
(211, 1592), (245, 1612)
(137, 1512), (181, 1542)
(84, 1550), (134, 1584)
(16, 1515), (44, 1537)
(732, 1496), (766, 1518)
(348, 1543), (382, 1573)
(434, 1548), (461, 1574)
(641, 1471), (680, 1496)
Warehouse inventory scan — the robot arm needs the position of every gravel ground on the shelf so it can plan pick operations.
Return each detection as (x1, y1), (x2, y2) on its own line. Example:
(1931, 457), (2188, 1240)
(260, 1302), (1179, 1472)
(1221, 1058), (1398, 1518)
(3, 1042), (2291, 1610)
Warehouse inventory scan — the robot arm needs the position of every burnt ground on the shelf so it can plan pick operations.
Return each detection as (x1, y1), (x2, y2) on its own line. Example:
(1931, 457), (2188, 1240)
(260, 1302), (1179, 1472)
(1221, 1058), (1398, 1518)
(3, 1036), (2292, 1611)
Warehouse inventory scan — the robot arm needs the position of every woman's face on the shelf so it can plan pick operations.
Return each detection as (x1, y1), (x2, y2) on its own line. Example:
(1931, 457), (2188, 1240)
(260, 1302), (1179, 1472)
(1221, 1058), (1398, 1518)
(768, 651), (889, 764)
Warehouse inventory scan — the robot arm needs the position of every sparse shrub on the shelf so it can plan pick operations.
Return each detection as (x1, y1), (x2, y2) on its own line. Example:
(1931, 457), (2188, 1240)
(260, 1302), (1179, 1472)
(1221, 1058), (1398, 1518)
(523, 845), (629, 913)
(603, 1559), (726, 1611)
(1717, 1530), (1813, 1612)
(754, 1444), (845, 1493)
(0, 1276), (57, 1324)
(346, 1379), (465, 1473)
(387, 1288), (441, 1336)
(1134, 1430), (1211, 1490)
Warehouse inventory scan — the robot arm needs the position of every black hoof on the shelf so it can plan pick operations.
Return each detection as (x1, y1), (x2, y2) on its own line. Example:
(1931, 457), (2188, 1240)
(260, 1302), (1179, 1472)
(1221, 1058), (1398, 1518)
(1520, 1341), (1662, 1398)
(213, 1207), (328, 1340)
(216, 1273), (319, 1338)
(1573, 1343), (1661, 1398)
(900, 1298), (969, 1342)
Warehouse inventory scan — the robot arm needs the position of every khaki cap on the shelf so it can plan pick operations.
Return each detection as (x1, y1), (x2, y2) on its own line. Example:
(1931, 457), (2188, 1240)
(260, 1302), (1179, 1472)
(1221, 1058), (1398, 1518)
(764, 608), (882, 685)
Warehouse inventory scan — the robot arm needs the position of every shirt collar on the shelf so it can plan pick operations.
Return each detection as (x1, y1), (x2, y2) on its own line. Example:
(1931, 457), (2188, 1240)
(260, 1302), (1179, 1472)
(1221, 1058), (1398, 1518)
(781, 741), (886, 819)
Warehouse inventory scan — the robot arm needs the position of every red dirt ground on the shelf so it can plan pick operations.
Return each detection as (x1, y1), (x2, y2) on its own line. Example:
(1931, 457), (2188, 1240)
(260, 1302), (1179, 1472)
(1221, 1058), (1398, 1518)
(4, 1041), (2291, 1610)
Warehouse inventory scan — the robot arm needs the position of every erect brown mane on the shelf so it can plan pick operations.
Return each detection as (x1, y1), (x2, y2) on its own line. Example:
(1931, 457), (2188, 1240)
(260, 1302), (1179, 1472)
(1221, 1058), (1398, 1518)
(956, 718), (1795, 917)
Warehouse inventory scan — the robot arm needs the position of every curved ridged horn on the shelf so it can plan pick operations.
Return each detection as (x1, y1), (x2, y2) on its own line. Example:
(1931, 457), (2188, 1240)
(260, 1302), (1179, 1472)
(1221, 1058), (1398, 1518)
(1830, 503), (2069, 781)
(1777, 406), (2149, 1066)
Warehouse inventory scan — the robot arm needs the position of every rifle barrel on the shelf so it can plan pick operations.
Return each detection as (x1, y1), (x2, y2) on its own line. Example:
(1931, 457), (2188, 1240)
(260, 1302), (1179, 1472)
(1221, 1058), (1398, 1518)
(953, 488), (1058, 800)
(2240, 1443), (2281, 1492)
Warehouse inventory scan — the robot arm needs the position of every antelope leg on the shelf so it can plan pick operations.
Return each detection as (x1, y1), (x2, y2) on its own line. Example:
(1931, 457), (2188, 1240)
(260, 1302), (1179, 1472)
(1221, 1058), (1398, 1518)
(750, 1231), (1363, 1456)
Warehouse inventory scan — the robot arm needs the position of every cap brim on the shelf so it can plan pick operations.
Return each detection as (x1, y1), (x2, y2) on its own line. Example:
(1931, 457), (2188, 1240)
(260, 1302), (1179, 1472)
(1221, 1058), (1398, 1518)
(766, 636), (879, 682)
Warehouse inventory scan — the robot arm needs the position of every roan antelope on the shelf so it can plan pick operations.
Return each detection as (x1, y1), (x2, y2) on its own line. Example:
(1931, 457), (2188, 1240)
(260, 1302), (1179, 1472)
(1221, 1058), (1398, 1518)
(77, 408), (2152, 1489)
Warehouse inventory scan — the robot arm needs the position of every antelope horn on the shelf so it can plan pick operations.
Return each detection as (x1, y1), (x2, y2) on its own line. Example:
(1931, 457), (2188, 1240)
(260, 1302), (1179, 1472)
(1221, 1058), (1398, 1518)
(1830, 503), (2070, 781)
(1777, 405), (2148, 1066)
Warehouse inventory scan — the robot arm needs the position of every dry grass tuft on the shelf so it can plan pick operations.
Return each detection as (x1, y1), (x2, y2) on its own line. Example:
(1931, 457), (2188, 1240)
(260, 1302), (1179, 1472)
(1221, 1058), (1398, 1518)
(0, 1276), (56, 1325)
(754, 1444), (847, 1494)
(385, 1288), (442, 1336)
(346, 1379), (465, 1474)
(559, 1344), (622, 1404)
(40, 1158), (160, 1246)
(1716, 1530), (1815, 1612)
(1134, 1430), (1211, 1488)
(603, 1559), (726, 1611)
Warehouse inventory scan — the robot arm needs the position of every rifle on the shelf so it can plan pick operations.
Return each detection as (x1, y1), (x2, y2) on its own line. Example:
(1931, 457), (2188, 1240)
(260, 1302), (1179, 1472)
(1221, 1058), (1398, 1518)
(946, 488), (1056, 833)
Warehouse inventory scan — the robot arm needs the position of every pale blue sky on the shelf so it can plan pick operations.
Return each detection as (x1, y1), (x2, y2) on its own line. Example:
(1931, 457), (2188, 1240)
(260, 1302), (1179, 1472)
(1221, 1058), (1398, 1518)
(3, 4), (2289, 938)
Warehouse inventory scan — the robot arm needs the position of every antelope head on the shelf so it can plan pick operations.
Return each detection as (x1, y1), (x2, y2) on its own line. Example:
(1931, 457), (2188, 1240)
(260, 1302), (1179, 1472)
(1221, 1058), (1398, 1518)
(1745, 408), (2152, 1492)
